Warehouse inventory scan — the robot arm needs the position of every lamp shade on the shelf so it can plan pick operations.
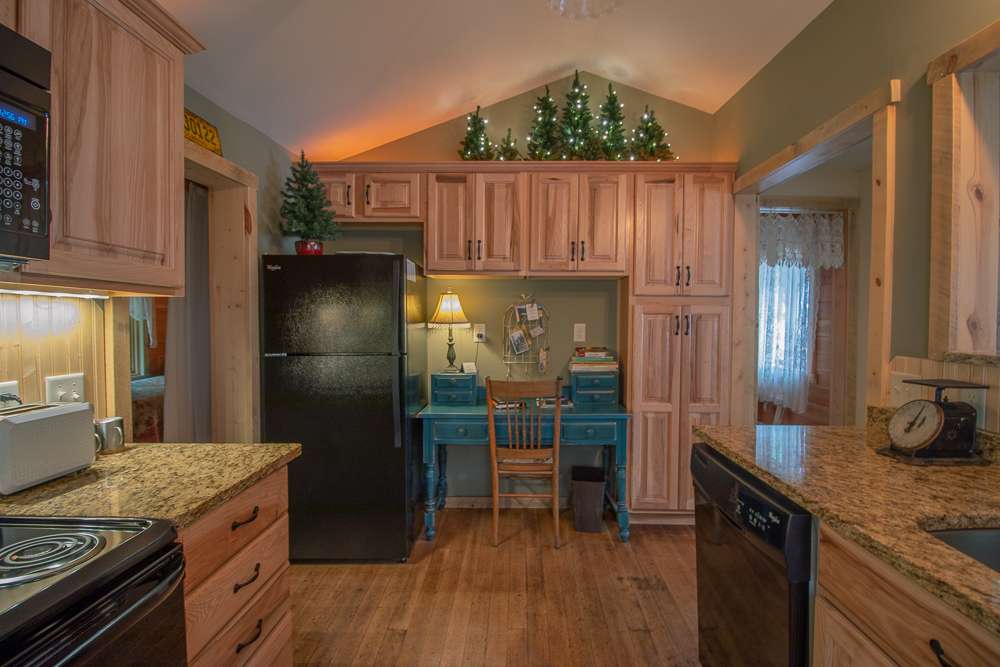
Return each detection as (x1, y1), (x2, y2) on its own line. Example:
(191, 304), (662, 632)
(428, 290), (470, 328)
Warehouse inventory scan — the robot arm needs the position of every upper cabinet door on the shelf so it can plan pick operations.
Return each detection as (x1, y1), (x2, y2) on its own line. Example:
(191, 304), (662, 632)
(38, 0), (185, 288)
(633, 174), (683, 295)
(630, 301), (683, 512)
(363, 173), (422, 218)
(320, 173), (357, 218)
(530, 173), (578, 272)
(682, 173), (732, 296)
(578, 174), (629, 273)
(426, 174), (473, 272)
(474, 173), (525, 273)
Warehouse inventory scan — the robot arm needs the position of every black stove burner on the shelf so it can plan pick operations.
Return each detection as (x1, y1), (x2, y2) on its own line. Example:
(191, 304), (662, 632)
(0, 532), (104, 586)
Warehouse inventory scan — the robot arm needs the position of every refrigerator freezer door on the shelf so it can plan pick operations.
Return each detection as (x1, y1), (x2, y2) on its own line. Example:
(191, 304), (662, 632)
(263, 355), (408, 560)
(261, 254), (402, 355)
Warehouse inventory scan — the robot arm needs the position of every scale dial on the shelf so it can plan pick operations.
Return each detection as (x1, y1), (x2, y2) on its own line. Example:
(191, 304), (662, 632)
(888, 399), (944, 452)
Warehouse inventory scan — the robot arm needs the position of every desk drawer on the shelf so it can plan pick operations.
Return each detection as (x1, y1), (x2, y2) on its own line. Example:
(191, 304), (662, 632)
(191, 567), (290, 666)
(431, 373), (477, 390)
(573, 389), (618, 405)
(432, 420), (488, 441)
(562, 421), (618, 443)
(572, 373), (618, 390)
(432, 389), (476, 405)
(179, 468), (288, 593)
(186, 514), (290, 659)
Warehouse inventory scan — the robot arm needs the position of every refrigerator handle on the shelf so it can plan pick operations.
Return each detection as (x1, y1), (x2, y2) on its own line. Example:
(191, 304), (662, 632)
(392, 365), (402, 449)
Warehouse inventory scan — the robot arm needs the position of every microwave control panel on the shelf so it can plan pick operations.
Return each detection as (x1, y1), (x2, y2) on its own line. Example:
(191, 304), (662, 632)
(0, 95), (46, 238)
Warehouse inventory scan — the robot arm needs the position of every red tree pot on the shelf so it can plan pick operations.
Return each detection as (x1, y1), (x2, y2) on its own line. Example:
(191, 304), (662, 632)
(295, 240), (324, 255)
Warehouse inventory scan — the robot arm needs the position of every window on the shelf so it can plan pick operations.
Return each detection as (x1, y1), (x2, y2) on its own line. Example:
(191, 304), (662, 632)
(757, 261), (818, 414)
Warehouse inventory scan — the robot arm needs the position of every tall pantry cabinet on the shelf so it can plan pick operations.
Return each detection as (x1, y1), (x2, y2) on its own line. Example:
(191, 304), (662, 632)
(626, 171), (733, 519)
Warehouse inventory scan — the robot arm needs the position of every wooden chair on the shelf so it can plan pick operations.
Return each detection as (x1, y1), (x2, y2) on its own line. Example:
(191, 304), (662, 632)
(485, 377), (562, 548)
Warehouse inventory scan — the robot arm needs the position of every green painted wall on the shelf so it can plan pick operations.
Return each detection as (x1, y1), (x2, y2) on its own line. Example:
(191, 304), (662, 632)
(184, 87), (294, 253)
(713, 0), (1000, 359)
(348, 70), (716, 162)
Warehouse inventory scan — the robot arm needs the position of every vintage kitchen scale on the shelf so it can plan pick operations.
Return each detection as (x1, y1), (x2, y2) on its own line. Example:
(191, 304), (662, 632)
(879, 379), (990, 465)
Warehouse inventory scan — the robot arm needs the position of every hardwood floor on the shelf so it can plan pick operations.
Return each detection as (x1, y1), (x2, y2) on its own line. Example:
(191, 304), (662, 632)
(290, 508), (699, 666)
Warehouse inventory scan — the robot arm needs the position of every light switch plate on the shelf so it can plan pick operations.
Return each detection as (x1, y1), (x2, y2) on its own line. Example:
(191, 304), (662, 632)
(0, 380), (19, 408)
(573, 323), (586, 343)
(45, 373), (85, 403)
(473, 323), (486, 342)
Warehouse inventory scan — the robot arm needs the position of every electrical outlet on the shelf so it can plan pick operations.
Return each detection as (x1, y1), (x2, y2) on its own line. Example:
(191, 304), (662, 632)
(45, 373), (85, 404)
(473, 323), (486, 342)
(0, 380), (19, 408)
(573, 323), (586, 343)
(888, 371), (922, 407)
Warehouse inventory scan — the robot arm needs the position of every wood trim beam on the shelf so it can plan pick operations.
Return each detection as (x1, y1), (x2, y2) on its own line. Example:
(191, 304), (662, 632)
(730, 193), (758, 426)
(119, 0), (205, 53)
(734, 81), (901, 194)
(758, 195), (861, 211)
(184, 141), (258, 189)
(927, 16), (1000, 83)
(315, 161), (738, 175)
(104, 298), (133, 442)
(865, 106), (897, 407)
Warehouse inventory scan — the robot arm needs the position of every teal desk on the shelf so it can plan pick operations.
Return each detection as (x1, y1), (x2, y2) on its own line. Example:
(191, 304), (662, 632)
(416, 404), (631, 542)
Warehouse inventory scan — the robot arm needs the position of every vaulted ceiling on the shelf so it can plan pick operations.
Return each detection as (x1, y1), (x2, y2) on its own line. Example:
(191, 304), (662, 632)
(162, 0), (833, 160)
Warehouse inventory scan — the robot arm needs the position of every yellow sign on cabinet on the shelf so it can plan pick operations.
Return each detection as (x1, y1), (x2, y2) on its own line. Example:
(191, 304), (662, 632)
(183, 109), (222, 156)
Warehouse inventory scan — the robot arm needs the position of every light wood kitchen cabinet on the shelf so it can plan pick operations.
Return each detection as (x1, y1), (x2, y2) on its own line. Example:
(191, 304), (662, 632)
(530, 172), (628, 274)
(362, 173), (422, 218)
(629, 301), (682, 511)
(426, 173), (474, 272)
(474, 172), (526, 272)
(633, 174), (683, 295)
(813, 595), (896, 667)
(683, 173), (732, 296)
(630, 301), (730, 514)
(14, 0), (200, 290)
(321, 172), (357, 218)
(178, 467), (293, 666)
(530, 173), (578, 272)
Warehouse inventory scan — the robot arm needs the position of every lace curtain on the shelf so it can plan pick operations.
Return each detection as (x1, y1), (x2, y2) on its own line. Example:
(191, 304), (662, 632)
(759, 211), (845, 268)
(756, 210), (842, 414)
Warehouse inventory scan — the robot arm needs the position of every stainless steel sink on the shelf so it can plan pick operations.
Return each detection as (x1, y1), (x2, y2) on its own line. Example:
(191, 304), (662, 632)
(928, 528), (1000, 572)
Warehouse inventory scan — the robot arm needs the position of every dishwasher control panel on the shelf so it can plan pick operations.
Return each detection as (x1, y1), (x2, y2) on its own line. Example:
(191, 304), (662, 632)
(735, 487), (787, 549)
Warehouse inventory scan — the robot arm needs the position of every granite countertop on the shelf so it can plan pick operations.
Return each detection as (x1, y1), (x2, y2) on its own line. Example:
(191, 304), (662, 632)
(0, 443), (301, 528)
(693, 425), (1000, 638)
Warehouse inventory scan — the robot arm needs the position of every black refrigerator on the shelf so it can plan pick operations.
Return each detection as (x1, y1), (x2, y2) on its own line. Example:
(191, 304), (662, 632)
(260, 253), (426, 561)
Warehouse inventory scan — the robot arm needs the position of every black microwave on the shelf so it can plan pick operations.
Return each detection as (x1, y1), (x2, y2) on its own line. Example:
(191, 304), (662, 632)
(0, 23), (49, 264)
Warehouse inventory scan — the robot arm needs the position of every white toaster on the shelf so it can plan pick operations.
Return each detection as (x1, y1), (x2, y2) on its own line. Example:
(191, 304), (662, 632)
(0, 402), (97, 495)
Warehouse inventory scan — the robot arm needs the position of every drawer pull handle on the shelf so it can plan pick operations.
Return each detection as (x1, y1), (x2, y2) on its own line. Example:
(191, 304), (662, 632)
(236, 619), (263, 654)
(675, 265), (681, 287)
(457, 427), (467, 435)
(685, 265), (691, 287)
(929, 639), (952, 667)
(345, 184), (352, 207)
(591, 378), (600, 385)
(231, 505), (260, 531)
(585, 427), (595, 436)
(365, 183), (371, 205)
(233, 562), (261, 594)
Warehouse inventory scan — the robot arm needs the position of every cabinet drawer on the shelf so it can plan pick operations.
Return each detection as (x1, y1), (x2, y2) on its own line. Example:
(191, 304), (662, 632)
(244, 610), (293, 667)
(432, 420), (488, 441)
(562, 422), (618, 443)
(179, 468), (288, 593)
(432, 389), (477, 405)
(186, 514), (290, 659)
(431, 373), (477, 390)
(572, 373), (618, 390)
(191, 567), (290, 666)
(818, 525), (1000, 666)
(573, 390), (618, 405)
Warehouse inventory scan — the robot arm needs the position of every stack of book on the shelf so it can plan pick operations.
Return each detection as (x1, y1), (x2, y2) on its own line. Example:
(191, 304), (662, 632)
(569, 347), (619, 372)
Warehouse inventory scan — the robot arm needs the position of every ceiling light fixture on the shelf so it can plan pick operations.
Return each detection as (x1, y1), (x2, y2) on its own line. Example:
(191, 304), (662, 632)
(548, 0), (622, 20)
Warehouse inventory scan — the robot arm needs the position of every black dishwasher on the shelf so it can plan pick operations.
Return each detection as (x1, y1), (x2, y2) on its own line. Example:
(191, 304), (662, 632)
(691, 443), (812, 667)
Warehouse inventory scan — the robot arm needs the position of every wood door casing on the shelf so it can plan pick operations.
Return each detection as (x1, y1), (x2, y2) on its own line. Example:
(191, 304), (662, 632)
(578, 173), (629, 273)
(683, 173), (732, 296)
(35, 0), (185, 288)
(530, 173), (578, 272)
(363, 173), (421, 218)
(320, 172), (357, 218)
(630, 302), (682, 511)
(425, 174), (473, 272)
(633, 174), (683, 295)
(475, 173), (525, 272)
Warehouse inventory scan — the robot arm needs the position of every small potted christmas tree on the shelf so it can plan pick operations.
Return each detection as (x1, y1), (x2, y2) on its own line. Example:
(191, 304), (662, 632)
(280, 151), (339, 255)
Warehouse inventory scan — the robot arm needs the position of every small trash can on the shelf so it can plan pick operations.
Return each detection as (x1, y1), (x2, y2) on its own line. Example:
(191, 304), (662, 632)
(572, 465), (606, 533)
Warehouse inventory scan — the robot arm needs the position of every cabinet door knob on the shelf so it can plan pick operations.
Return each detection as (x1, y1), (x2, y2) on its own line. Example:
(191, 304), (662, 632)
(929, 639), (953, 667)
(466, 239), (472, 260)
(457, 427), (467, 436)
(675, 266), (681, 287)
(585, 427), (596, 436)
(684, 314), (691, 336)
(345, 184), (352, 207)
(674, 315), (680, 336)
(365, 183), (371, 205)
(685, 265), (691, 287)
(477, 239), (482, 261)
(570, 241), (576, 261)
(580, 241), (586, 262)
